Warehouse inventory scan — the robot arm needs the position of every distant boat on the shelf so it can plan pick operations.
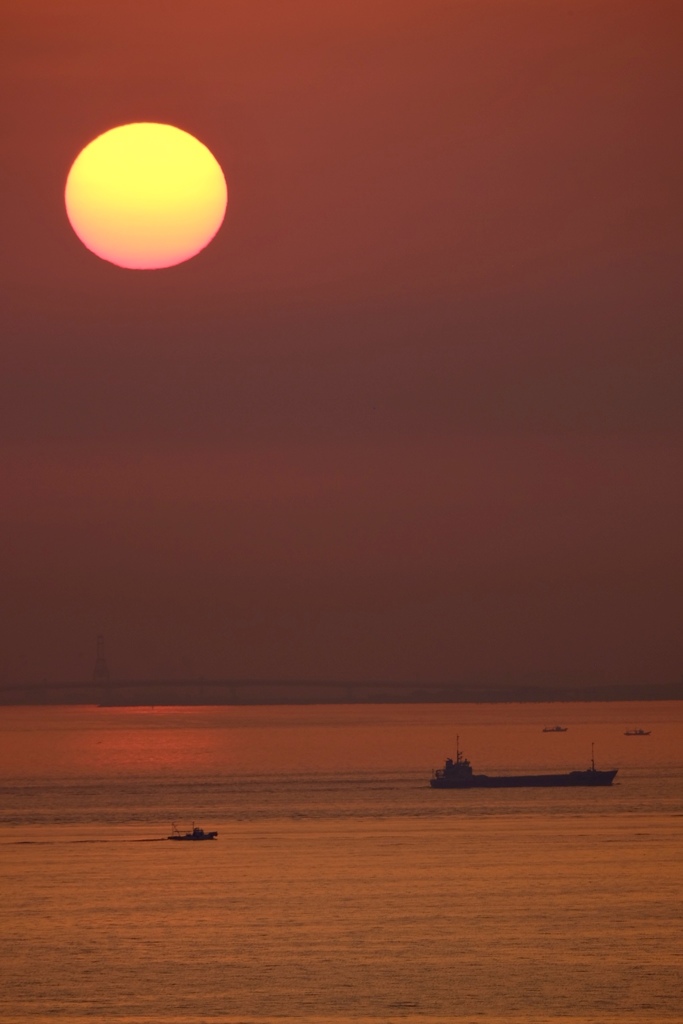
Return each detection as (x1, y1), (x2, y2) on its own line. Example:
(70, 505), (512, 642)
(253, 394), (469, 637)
(542, 725), (568, 732)
(430, 739), (617, 788)
(624, 728), (651, 736)
(168, 823), (218, 841)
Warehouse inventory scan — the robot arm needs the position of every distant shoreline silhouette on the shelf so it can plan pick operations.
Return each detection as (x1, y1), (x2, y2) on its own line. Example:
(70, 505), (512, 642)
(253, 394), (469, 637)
(0, 678), (680, 706)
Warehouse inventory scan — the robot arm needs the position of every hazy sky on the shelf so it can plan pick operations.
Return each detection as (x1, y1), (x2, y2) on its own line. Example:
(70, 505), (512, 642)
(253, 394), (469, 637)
(2, 0), (681, 686)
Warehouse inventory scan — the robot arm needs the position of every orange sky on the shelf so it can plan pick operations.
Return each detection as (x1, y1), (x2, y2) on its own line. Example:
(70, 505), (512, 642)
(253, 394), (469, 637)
(1, 1), (682, 686)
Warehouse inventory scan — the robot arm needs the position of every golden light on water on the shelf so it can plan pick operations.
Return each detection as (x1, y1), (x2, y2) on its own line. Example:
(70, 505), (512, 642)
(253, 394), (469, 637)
(65, 123), (227, 269)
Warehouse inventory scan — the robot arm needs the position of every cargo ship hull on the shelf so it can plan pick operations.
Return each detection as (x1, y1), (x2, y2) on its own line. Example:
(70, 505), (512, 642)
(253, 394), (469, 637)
(430, 769), (617, 788)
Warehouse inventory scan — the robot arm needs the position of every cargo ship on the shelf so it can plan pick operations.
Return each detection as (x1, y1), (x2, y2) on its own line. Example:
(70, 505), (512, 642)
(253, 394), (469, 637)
(430, 740), (617, 788)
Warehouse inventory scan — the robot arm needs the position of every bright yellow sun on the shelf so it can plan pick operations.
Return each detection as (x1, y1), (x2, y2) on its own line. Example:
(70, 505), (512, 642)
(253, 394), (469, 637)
(65, 122), (228, 269)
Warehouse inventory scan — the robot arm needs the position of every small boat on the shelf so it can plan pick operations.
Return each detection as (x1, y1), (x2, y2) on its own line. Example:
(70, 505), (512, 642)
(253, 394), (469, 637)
(624, 728), (651, 736)
(430, 739), (617, 788)
(542, 725), (568, 732)
(168, 823), (218, 841)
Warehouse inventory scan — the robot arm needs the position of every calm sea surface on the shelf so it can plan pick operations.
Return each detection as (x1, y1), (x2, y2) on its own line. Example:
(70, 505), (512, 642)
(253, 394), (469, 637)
(0, 701), (681, 1024)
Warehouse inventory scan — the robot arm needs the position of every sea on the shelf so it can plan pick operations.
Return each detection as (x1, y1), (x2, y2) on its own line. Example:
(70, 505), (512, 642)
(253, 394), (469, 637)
(0, 700), (681, 1024)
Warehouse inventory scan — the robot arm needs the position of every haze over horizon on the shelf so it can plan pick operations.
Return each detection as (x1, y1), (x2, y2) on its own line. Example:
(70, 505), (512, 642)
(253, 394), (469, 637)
(2, 2), (681, 689)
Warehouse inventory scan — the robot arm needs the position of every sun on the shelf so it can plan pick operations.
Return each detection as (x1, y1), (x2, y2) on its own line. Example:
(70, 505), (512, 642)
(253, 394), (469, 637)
(65, 123), (228, 270)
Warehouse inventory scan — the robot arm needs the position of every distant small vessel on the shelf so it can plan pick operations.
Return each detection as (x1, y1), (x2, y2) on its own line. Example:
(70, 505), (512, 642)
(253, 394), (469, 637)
(430, 739), (617, 788)
(168, 823), (218, 841)
(624, 728), (651, 736)
(542, 725), (568, 732)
